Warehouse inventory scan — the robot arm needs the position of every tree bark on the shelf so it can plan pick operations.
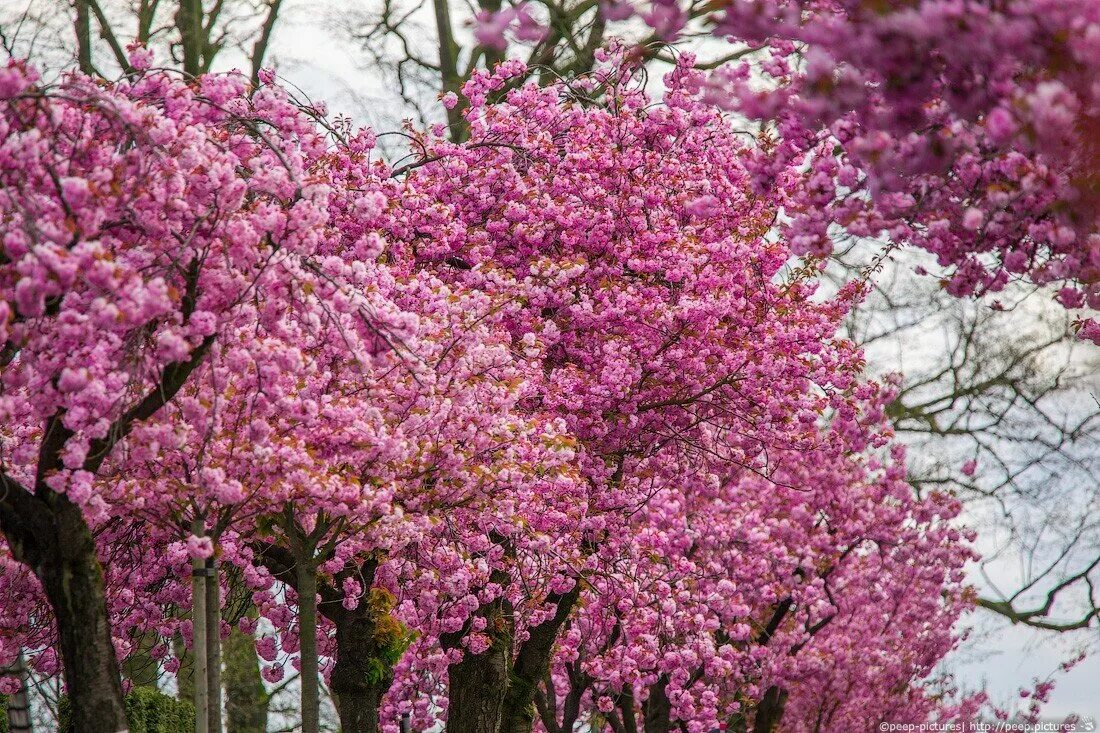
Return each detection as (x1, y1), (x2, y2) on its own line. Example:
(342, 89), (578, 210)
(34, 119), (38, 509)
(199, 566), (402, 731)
(751, 686), (787, 733)
(327, 600), (395, 733)
(641, 677), (670, 733)
(295, 558), (321, 733)
(175, 0), (204, 76)
(73, 0), (94, 74)
(330, 634), (389, 733)
(253, 543), (408, 733)
(249, 0), (284, 86)
(192, 521), (210, 733)
(37, 499), (129, 733)
(441, 571), (513, 733)
(498, 584), (580, 733)
(445, 633), (511, 733)
(205, 560), (223, 733)
(430, 0), (466, 139)
(1, 338), (211, 733)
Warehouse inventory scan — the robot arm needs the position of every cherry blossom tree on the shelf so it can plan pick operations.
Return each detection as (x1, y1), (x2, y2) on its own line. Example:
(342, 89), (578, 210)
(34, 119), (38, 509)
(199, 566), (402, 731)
(0, 25), (1002, 733)
(605, 1), (1100, 329)
(374, 53), (977, 733)
(0, 55), (410, 730)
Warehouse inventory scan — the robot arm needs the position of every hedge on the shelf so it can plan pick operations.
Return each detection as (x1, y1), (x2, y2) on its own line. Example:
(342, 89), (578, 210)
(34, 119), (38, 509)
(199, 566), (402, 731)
(59, 687), (194, 733)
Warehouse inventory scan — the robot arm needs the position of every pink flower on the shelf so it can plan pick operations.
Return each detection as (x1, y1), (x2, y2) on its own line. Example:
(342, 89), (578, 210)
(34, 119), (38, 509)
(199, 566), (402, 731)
(1078, 318), (1100, 344)
(185, 534), (214, 560)
(56, 367), (89, 393)
(126, 43), (153, 71)
(255, 636), (278, 662)
(686, 194), (721, 218)
(513, 4), (547, 42)
(1056, 287), (1084, 309)
(155, 329), (191, 362)
(601, 0), (634, 21)
(261, 664), (285, 683)
(474, 9), (514, 51)
(961, 208), (984, 231)
(642, 2), (686, 40)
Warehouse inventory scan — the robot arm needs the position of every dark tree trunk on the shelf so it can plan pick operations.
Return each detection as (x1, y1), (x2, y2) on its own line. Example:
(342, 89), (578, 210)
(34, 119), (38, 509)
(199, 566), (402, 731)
(444, 631), (512, 733)
(328, 606), (394, 733)
(441, 567), (514, 733)
(0, 338), (212, 733)
(37, 501), (129, 733)
(175, 0), (204, 75)
(751, 686), (788, 733)
(331, 676), (387, 733)
(73, 0), (94, 74)
(642, 677), (671, 733)
(1, 483), (125, 727)
(498, 585), (580, 733)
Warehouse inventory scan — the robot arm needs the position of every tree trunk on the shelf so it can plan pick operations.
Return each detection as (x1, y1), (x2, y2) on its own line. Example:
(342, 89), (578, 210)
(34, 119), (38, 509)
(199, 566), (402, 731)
(443, 606), (512, 733)
(331, 667), (387, 733)
(498, 585), (580, 733)
(73, 0), (94, 74)
(224, 622), (268, 733)
(440, 559), (514, 733)
(641, 677), (670, 733)
(175, 0), (204, 75)
(253, 542), (398, 733)
(296, 560), (321, 733)
(205, 560), (223, 733)
(192, 521), (210, 733)
(446, 641), (511, 733)
(37, 501), (129, 733)
(329, 606), (394, 733)
(751, 686), (787, 733)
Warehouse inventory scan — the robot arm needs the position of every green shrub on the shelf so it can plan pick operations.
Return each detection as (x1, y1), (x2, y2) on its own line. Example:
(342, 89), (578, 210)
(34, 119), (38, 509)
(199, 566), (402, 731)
(0, 694), (8, 733)
(59, 687), (194, 733)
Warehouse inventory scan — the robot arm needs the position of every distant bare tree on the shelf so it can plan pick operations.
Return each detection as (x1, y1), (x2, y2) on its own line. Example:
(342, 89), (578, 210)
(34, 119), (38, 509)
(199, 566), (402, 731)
(834, 240), (1100, 636)
(1, 0), (284, 83)
(336, 0), (752, 136)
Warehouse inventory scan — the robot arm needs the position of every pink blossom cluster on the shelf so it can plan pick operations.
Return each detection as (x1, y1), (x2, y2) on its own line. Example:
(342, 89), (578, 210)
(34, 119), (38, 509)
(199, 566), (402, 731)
(0, 51), (983, 732)
(373, 56), (978, 730)
(560, 1), (1100, 338)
